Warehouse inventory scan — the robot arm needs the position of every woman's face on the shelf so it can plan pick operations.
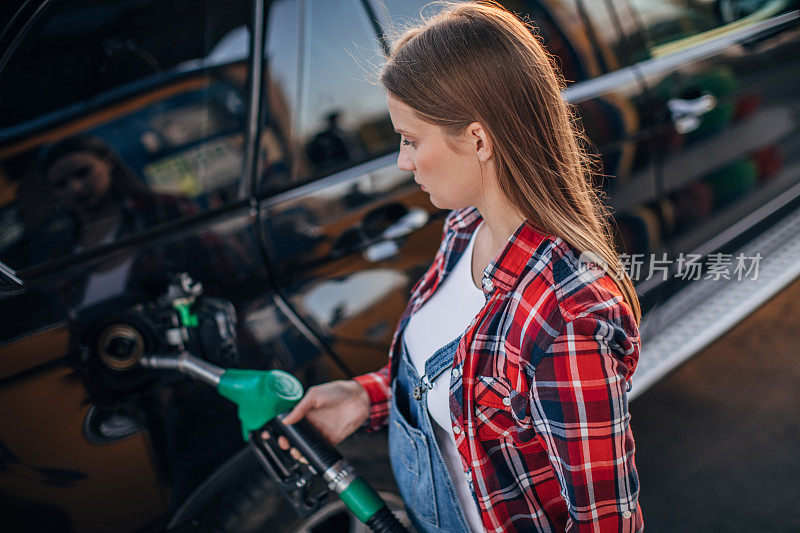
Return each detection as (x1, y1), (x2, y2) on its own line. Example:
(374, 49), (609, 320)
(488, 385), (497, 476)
(387, 95), (484, 210)
(46, 151), (114, 212)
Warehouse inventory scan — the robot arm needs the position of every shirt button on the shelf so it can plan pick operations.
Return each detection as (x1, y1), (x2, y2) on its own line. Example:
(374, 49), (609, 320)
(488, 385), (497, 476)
(622, 510), (632, 519)
(483, 278), (494, 291)
(502, 396), (511, 406)
(452, 425), (461, 435)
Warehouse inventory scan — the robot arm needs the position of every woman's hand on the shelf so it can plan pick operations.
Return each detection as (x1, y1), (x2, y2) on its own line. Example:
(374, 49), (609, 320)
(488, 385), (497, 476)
(261, 379), (370, 462)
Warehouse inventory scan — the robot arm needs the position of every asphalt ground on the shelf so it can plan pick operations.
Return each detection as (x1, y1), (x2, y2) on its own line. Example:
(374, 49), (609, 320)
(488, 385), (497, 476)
(630, 276), (800, 532)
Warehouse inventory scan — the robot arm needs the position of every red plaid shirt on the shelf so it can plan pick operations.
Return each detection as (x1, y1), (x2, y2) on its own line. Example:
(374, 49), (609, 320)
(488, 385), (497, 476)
(354, 206), (643, 532)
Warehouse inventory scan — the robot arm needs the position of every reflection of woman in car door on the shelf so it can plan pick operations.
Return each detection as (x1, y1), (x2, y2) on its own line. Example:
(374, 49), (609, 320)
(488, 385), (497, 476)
(271, 3), (643, 532)
(40, 136), (152, 307)
(24, 136), (199, 308)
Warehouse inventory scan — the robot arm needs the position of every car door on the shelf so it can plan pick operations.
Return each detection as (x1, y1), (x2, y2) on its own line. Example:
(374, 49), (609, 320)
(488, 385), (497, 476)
(257, 0), (443, 383)
(0, 0), (270, 530)
(621, 0), (800, 293)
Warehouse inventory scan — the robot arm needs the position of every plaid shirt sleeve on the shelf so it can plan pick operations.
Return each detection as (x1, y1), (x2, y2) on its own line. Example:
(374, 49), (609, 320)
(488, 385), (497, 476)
(529, 312), (641, 532)
(353, 363), (391, 432)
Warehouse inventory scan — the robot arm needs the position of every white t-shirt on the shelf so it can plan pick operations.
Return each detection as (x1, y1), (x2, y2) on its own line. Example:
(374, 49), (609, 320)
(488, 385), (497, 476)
(403, 220), (485, 532)
(75, 220), (134, 308)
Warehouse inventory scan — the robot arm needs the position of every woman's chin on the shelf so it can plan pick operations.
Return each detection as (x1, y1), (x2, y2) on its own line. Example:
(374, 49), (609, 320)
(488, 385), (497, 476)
(428, 194), (445, 209)
(429, 196), (470, 211)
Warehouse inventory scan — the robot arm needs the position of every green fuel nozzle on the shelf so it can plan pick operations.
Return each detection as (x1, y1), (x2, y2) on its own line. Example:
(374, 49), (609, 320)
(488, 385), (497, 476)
(140, 353), (303, 440)
(218, 368), (304, 441)
(140, 353), (407, 532)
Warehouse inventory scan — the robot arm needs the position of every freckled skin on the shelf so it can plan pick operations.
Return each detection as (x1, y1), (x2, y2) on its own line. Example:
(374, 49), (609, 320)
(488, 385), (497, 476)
(387, 95), (529, 287)
(387, 95), (487, 211)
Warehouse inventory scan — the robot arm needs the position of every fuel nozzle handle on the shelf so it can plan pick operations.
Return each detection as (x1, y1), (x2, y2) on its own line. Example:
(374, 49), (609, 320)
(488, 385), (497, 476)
(140, 353), (408, 532)
(272, 416), (343, 472)
(141, 353), (303, 439)
(270, 416), (405, 531)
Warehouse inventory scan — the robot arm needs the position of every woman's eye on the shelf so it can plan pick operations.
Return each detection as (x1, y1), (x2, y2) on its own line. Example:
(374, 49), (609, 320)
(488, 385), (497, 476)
(401, 138), (416, 147)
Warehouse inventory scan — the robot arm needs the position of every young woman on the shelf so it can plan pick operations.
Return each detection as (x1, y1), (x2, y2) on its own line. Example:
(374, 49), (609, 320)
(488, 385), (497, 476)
(274, 2), (643, 531)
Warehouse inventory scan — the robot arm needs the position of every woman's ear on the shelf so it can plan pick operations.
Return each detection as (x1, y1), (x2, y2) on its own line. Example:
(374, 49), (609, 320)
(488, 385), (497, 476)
(466, 121), (493, 162)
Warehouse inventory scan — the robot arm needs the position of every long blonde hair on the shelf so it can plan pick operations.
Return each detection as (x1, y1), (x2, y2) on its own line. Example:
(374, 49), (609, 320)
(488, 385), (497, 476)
(380, 0), (641, 325)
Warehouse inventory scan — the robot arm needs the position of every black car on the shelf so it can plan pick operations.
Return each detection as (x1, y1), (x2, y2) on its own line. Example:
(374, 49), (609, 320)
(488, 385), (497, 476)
(0, 0), (798, 531)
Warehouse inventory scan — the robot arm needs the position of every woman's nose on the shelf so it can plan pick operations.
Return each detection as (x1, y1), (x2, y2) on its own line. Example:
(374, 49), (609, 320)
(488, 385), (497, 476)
(397, 151), (415, 172)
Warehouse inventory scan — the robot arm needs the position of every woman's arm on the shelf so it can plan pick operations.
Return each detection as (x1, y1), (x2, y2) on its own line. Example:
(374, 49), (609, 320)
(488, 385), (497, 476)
(528, 312), (643, 532)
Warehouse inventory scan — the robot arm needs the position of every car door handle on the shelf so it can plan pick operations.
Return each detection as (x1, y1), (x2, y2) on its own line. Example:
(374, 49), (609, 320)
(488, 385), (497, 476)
(379, 207), (429, 240)
(363, 207), (429, 263)
(668, 93), (717, 134)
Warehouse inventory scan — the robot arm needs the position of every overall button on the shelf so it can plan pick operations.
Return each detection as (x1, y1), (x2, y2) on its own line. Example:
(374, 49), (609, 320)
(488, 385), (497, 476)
(502, 396), (511, 406)
(482, 278), (494, 291)
(452, 367), (461, 379)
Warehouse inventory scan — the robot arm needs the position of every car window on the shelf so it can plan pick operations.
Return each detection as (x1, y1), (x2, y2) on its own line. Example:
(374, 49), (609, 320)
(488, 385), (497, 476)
(623, 0), (795, 59)
(571, 0), (648, 69)
(500, 1), (589, 82)
(0, 0), (252, 271)
(259, 0), (395, 193)
(377, 0), (617, 82)
(259, 0), (300, 192)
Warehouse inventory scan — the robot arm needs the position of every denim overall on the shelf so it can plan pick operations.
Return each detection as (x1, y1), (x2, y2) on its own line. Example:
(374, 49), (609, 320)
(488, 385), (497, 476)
(388, 332), (473, 533)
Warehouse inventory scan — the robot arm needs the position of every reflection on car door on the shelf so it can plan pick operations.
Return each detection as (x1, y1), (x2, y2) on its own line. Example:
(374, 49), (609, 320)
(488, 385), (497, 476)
(626, 0), (800, 292)
(0, 1), (261, 530)
(258, 0), (445, 382)
(513, 0), (661, 307)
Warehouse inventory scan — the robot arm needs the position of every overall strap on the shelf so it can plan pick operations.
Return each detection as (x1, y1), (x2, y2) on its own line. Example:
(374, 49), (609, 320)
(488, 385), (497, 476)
(412, 334), (462, 400)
